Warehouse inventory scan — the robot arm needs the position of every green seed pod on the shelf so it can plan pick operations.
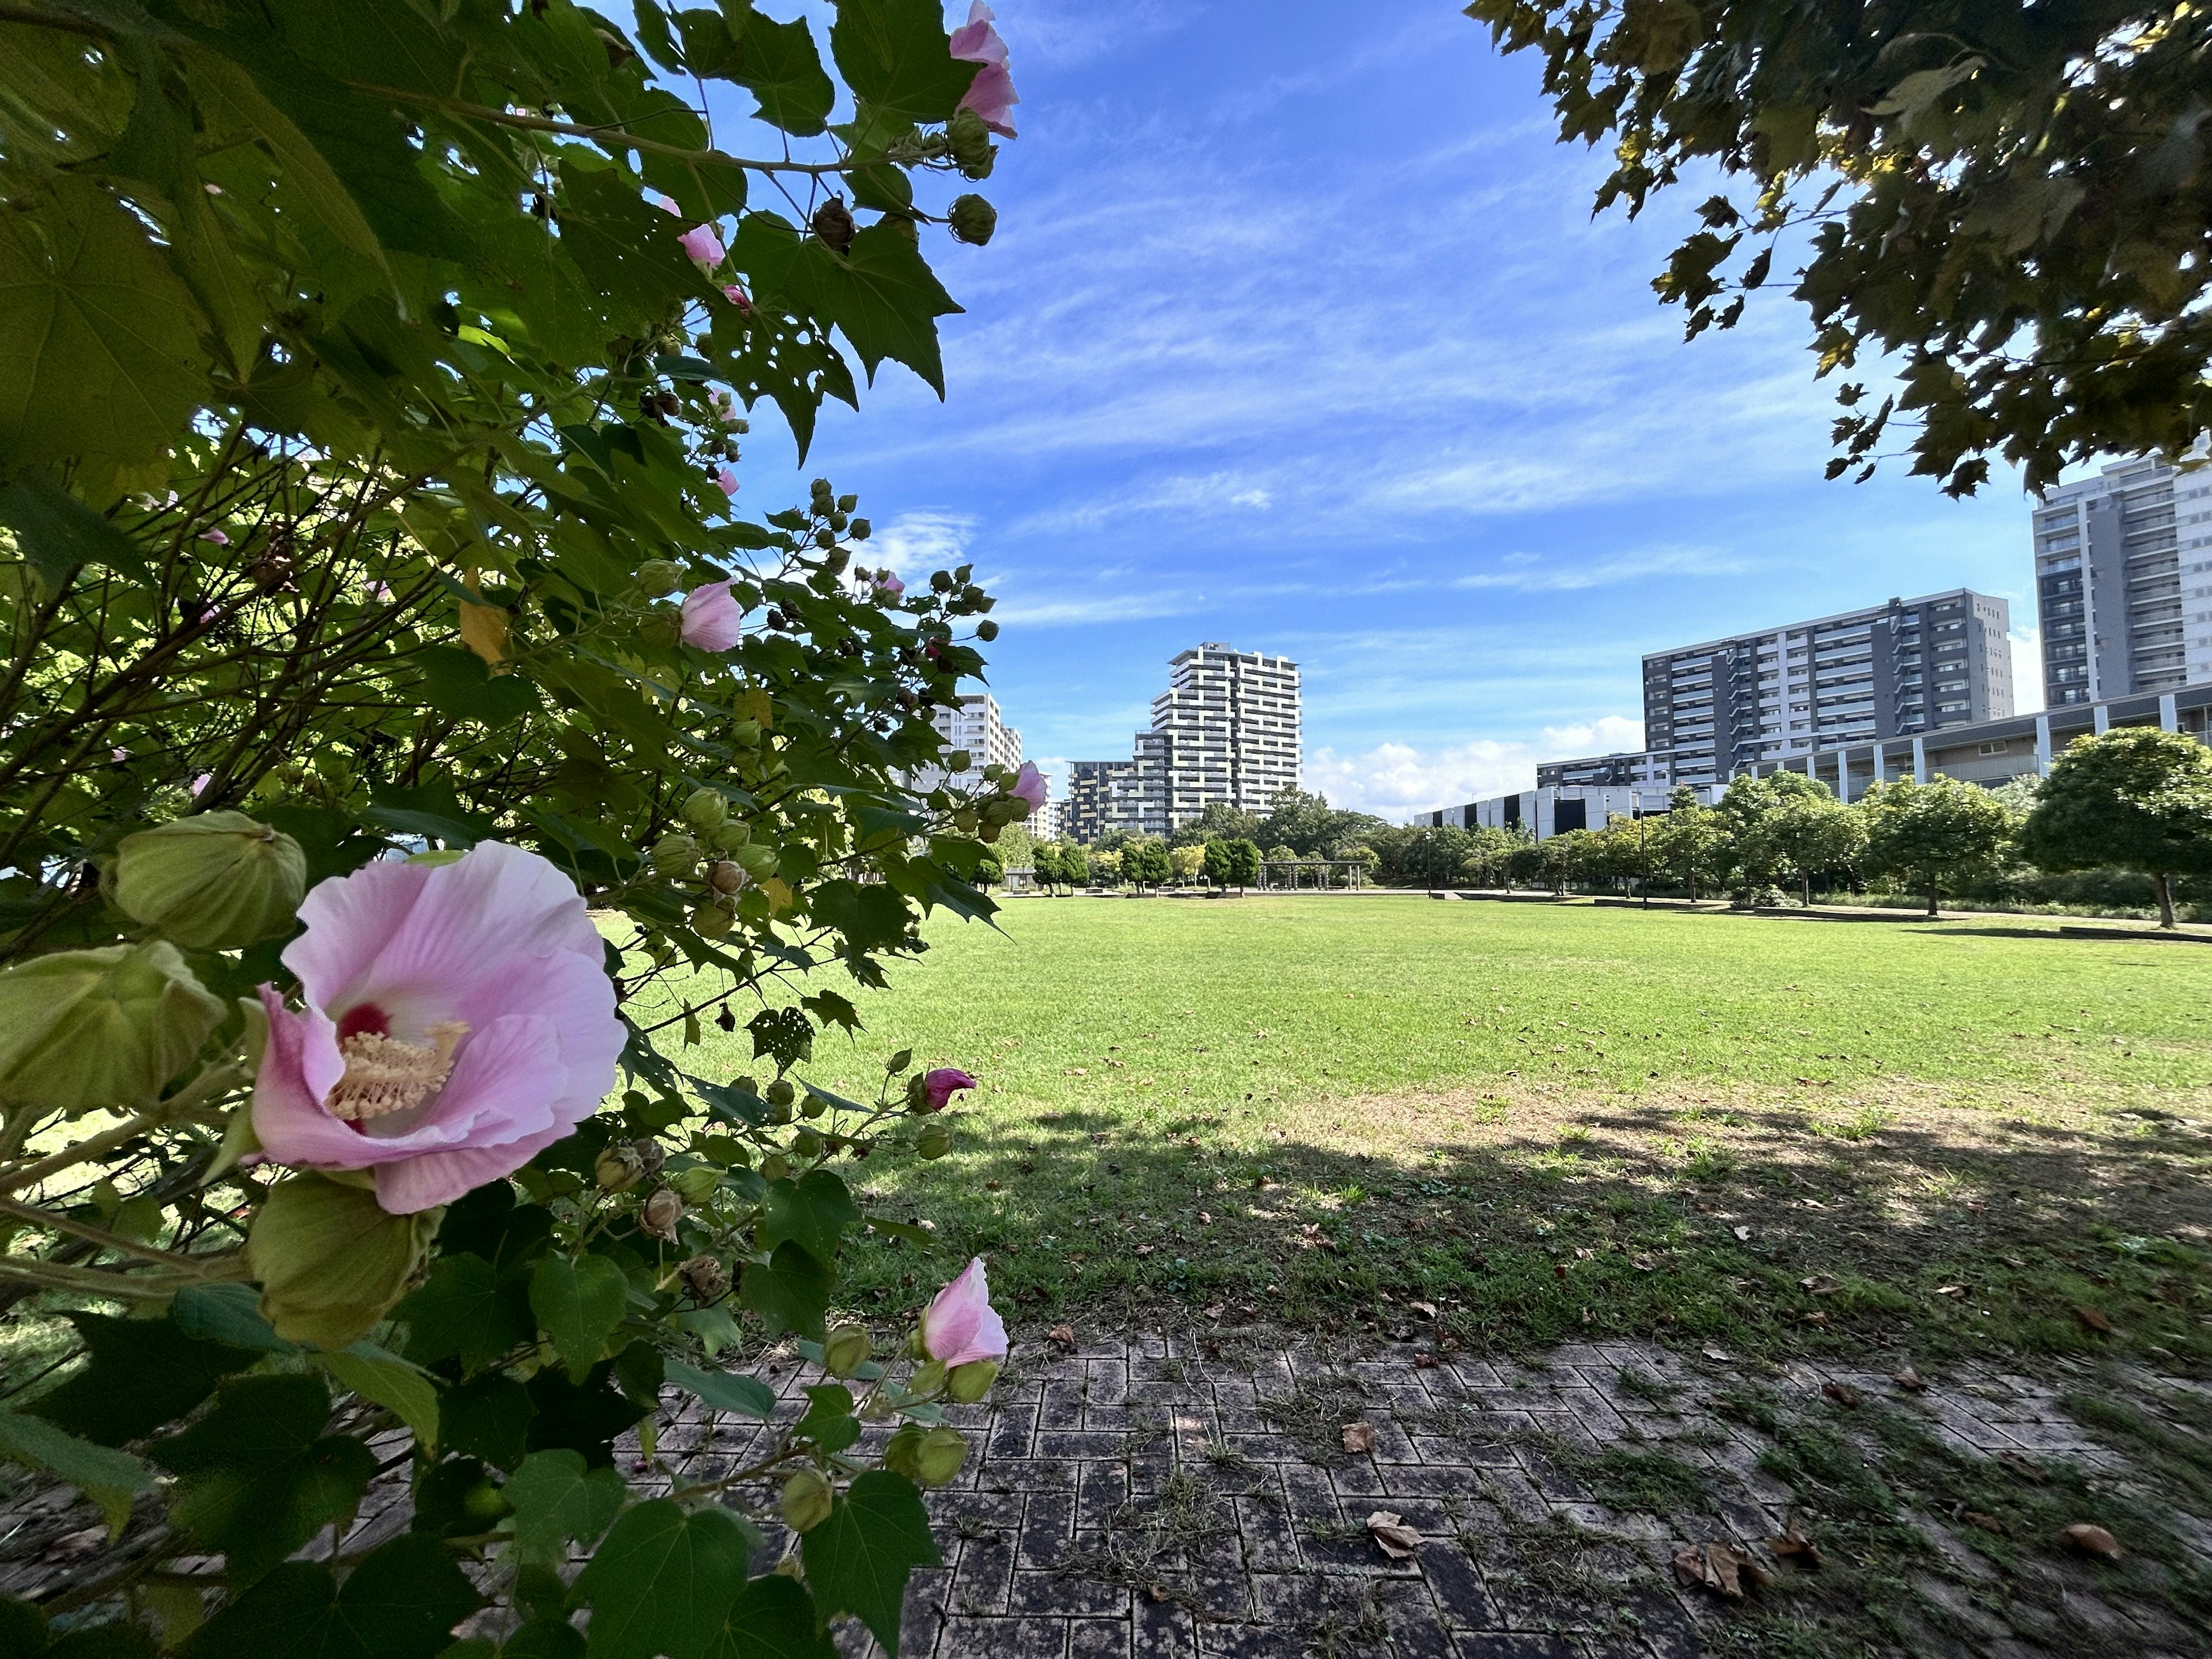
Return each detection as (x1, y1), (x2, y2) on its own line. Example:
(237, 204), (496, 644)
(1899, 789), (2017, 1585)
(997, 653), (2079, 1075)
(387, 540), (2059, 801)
(111, 811), (306, 950)
(709, 817), (753, 851)
(649, 832), (700, 876)
(671, 1165), (721, 1205)
(760, 1152), (790, 1182)
(780, 1467), (834, 1533)
(790, 1127), (823, 1159)
(948, 106), (992, 171)
(837, 494), (858, 514)
(915, 1123), (954, 1160)
(798, 1092), (825, 1120)
(946, 1359), (1000, 1404)
(734, 842), (778, 878)
(681, 788), (728, 831)
(766, 1078), (796, 1108)
(822, 1324), (872, 1377)
(946, 751), (972, 774)
(977, 619), (999, 643)
(910, 1357), (947, 1397)
(947, 194), (997, 247)
(637, 607), (683, 649)
(913, 1426), (969, 1488)
(691, 900), (734, 939)
(637, 559), (684, 599)
(0, 941), (226, 1116)
(851, 518), (872, 541)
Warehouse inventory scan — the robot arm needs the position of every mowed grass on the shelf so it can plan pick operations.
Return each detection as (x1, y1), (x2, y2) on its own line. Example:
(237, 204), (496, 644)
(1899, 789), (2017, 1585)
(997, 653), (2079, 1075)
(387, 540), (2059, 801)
(657, 895), (2212, 1368)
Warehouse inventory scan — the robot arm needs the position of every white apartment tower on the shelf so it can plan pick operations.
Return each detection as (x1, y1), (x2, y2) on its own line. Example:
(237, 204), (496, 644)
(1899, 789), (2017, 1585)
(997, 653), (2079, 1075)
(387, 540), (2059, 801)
(1148, 643), (1301, 821)
(908, 693), (1024, 796)
(2033, 452), (2212, 706)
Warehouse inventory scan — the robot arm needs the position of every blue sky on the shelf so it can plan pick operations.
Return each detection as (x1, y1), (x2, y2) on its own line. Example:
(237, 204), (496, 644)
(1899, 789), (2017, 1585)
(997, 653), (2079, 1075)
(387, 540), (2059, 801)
(718, 3), (2046, 818)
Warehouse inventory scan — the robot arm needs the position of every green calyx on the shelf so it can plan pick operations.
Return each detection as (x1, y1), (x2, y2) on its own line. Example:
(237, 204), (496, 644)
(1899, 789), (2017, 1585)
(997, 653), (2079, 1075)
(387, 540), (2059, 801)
(780, 1466), (834, 1532)
(948, 195), (997, 247)
(0, 941), (225, 1116)
(246, 1173), (441, 1350)
(109, 810), (306, 950)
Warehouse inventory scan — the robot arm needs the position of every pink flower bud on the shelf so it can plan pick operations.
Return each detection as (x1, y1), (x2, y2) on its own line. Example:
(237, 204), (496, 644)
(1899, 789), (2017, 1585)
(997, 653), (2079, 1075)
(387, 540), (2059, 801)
(1010, 762), (1046, 814)
(679, 223), (725, 268)
(714, 467), (739, 499)
(921, 1256), (1007, 1368)
(874, 571), (905, 599)
(198, 529), (229, 546)
(922, 1066), (976, 1111)
(950, 3), (1019, 137)
(721, 283), (751, 311)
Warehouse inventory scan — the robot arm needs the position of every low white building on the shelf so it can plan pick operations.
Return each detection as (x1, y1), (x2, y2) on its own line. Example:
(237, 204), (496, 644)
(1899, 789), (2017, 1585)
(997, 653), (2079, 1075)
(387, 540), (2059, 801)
(908, 693), (1024, 797)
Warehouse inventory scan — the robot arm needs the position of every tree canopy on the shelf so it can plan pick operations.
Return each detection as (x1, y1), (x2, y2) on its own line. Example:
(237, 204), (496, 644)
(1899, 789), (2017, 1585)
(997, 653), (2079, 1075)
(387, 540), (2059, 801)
(2017, 727), (2212, 927)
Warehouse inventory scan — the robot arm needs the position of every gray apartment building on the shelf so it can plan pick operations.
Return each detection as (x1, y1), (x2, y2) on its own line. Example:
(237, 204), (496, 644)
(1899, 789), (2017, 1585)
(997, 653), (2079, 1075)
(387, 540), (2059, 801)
(1635, 589), (2013, 787)
(2032, 451), (2212, 706)
(1063, 644), (1301, 841)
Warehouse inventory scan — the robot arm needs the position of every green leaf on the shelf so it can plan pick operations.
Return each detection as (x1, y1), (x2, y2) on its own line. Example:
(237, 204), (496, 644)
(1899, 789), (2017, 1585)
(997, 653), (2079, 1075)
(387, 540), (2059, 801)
(703, 1574), (837, 1659)
(806, 878), (912, 955)
(760, 1169), (861, 1265)
(0, 1411), (155, 1536)
(793, 1383), (859, 1455)
(738, 1238), (834, 1340)
(830, 0), (979, 125)
(439, 1372), (535, 1472)
(572, 1498), (756, 1659)
(503, 1448), (627, 1566)
(663, 1358), (777, 1419)
(413, 645), (541, 727)
(0, 471), (149, 589)
(397, 1253), (528, 1372)
(31, 1308), (260, 1446)
(800, 1470), (939, 1654)
(524, 1361), (650, 1468)
(729, 13), (835, 136)
(153, 1374), (378, 1584)
(316, 1344), (441, 1448)
(530, 1253), (631, 1380)
(820, 222), (962, 395)
(0, 173), (209, 472)
(180, 1533), (481, 1659)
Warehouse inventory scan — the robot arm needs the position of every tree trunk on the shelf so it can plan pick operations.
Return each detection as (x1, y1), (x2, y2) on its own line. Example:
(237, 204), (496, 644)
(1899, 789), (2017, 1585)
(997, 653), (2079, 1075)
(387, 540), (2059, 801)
(1801, 873), (1812, 909)
(2156, 870), (2176, 930)
(1926, 879), (1940, 920)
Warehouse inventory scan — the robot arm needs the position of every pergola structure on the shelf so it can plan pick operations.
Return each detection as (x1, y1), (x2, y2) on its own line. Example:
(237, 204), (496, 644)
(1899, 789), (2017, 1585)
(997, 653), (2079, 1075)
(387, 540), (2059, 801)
(1257, 859), (1371, 890)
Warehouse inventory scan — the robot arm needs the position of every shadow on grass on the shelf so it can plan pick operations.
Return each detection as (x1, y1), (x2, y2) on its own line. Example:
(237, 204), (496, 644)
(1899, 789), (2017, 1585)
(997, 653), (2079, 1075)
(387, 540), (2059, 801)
(836, 1088), (2212, 1372)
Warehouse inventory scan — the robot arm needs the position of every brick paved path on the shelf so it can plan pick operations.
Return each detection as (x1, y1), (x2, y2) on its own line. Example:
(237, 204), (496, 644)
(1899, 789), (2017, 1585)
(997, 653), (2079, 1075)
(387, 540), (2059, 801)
(662, 1332), (2193, 1659)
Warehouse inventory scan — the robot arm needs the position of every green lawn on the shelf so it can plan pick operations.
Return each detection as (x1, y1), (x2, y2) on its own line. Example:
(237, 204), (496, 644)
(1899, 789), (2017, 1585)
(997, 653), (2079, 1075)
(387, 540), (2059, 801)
(658, 894), (2212, 1368)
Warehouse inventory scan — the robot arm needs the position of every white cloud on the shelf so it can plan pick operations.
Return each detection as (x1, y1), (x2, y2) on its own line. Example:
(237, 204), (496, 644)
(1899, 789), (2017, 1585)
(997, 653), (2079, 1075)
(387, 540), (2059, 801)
(1306, 713), (1644, 819)
(867, 510), (975, 579)
(1451, 545), (1751, 593)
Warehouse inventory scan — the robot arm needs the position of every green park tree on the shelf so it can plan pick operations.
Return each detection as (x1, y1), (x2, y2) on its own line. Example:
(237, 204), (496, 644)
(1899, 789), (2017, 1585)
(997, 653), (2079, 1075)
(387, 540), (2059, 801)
(1169, 842), (1207, 886)
(1650, 789), (1729, 900)
(1766, 791), (1869, 908)
(1466, 0), (2212, 497)
(1861, 777), (2017, 918)
(2017, 728), (2212, 929)
(1460, 824), (1522, 888)
(1122, 837), (1172, 893)
(1058, 843), (1092, 890)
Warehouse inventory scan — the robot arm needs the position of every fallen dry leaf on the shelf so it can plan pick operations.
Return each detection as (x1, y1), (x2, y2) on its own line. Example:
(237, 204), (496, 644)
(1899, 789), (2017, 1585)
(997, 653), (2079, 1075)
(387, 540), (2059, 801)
(1800, 1275), (1840, 1296)
(1046, 1324), (1077, 1350)
(1965, 1512), (2007, 1535)
(1630, 1255), (1656, 1272)
(1732, 1225), (1753, 1242)
(2071, 1304), (2113, 1334)
(1701, 1346), (1733, 1362)
(1768, 1520), (1824, 1569)
(1934, 1285), (1966, 1297)
(1063, 1067), (1088, 1077)
(1410, 1300), (1438, 1319)
(1892, 1366), (1927, 1393)
(2061, 1523), (2121, 1560)
(1821, 1380), (1863, 1409)
(1342, 1422), (1378, 1454)
(1202, 1302), (1225, 1321)
(1366, 1510), (1421, 1559)
(1673, 1540), (1775, 1599)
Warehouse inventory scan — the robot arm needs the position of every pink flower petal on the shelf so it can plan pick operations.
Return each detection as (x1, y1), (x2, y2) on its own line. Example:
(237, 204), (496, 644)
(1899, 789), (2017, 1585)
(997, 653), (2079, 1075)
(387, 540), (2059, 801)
(1010, 763), (1046, 812)
(197, 529), (230, 546)
(923, 1067), (976, 1111)
(679, 223), (726, 267)
(874, 571), (906, 599)
(922, 1257), (1009, 1368)
(680, 579), (743, 652)
(950, 5), (1018, 137)
(714, 466), (740, 499)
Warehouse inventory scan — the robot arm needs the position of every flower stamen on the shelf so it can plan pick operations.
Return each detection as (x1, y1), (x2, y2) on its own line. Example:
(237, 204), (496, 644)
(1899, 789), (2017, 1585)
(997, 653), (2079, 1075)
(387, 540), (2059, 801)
(328, 1021), (468, 1122)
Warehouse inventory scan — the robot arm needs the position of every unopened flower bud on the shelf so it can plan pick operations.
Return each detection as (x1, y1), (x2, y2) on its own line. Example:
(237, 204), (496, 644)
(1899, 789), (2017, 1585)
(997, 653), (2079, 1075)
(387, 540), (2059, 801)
(631, 1136), (666, 1177)
(799, 1092), (826, 1120)
(708, 859), (747, 895)
(680, 1253), (728, 1300)
(734, 843), (778, 878)
(641, 1185), (685, 1240)
(691, 899), (734, 939)
(946, 750), (971, 774)
(977, 619), (999, 642)
(914, 1426), (968, 1488)
(780, 1467), (834, 1533)
(836, 494), (858, 513)
(0, 941), (225, 1116)
(637, 607), (683, 649)
(790, 1127), (823, 1160)
(851, 518), (871, 540)
(822, 1324), (872, 1377)
(650, 832), (700, 876)
(766, 1078), (796, 1108)
(681, 788), (727, 831)
(810, 197), (855, 254)
(946, 1359), (1000, 1404)
(710, 823), (753, 858)
(760, 1152), (790, 1182)
(110, 811), (306, 950)
(637, 559), (684, 598)
(947, 194), (996, 247)
(948, 106), (993, 172)
(915, 1124), (954, 1160)
(881, 1422), (927, 1480)
(910, 1357), (947, 1397)
(728, 719), (763, 751)
(671, 1165), (721, 1205)
(594, 1143), (645, 1192)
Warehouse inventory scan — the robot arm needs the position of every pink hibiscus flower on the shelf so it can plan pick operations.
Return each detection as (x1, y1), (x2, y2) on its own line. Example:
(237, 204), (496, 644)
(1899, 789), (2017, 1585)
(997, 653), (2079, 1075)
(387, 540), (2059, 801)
(950, 3), (1019, 137)
(714, 466), (740, 499)
(1010, 762), (1046, 815)
(922, 1257), (1008, 1368)
(679, 222), (726, 268)
(874, 571), (905, 599)
(250, 842), (624, 1214)
(922, 1066), (976, 1111)
(680, 579), (743, 652)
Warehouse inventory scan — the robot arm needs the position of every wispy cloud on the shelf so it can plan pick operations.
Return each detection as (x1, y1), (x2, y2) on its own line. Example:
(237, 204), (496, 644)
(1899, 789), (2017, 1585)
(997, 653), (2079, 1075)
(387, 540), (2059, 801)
(1452, 546), (1752, 592)
(1307, 712), (1645, 819)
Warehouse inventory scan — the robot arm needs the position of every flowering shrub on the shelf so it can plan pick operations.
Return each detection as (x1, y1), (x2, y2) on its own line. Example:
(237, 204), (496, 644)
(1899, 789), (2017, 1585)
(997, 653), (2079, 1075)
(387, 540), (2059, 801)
(0, 1), (1033, 1652)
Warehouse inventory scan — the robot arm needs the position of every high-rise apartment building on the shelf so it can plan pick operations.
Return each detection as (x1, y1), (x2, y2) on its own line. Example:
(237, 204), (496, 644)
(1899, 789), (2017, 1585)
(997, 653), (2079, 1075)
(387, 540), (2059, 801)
(1065, 644), (1302, 841)
(906, 693), (1025, 797)
(1640, 589), (2013, 786)
(2032, 452), (2212, 706)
